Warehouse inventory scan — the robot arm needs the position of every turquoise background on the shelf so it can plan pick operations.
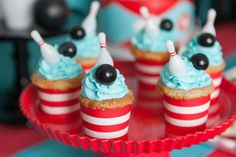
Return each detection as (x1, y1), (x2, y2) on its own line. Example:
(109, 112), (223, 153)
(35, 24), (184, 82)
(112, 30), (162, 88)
(13, 140), (215, 157)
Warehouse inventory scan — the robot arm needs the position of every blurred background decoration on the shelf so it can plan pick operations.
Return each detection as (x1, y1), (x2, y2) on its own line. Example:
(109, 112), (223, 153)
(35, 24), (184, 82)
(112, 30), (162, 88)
(98, 0), (195, 47)
(196, 0), (236, 24)
(0, 0), (94, 123)
(33, 0), (70, 30)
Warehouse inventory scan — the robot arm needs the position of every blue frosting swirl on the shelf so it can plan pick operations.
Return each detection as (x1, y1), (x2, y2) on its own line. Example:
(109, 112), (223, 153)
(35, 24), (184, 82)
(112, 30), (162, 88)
(81, 66), (129, 101)
(38, 55), (83, 80)
(71, 33), (100, 58)
(160, 57), (212, 90)
(183, 37), (223, 66)
(131, 29), (174, 52)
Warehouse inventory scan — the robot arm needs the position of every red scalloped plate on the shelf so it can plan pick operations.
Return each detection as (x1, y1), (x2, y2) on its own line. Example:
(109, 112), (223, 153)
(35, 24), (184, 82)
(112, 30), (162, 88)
(20, 77), (236, 154)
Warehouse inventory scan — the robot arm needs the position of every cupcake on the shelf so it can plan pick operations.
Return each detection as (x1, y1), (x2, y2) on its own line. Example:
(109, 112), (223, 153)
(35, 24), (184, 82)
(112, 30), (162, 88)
(157, 41), (214, 132)
(31, 30), (85, 117)
(69, 1), (100, 72)
(131, 7), (174, 87)
(80, 33), (134, 139)
(183, 9), (225, 104)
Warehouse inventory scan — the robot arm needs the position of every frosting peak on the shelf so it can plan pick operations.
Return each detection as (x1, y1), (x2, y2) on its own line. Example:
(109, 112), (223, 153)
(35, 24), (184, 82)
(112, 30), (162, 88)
(183, 37), (223, 66)
(81, 66), (129, 101)
(72, 32), (100, 58)
(160, 57), (212, 90)
(38, 54), (83, 80)
(131, 29), (173, 53)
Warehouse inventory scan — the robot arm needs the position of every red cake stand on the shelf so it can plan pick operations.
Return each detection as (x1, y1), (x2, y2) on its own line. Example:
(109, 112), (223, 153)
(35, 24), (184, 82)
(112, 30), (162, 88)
(20, 62), (236, 157)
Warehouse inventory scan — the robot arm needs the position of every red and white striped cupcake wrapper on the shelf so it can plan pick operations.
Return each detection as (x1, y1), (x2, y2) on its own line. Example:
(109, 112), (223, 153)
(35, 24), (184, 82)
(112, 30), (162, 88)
(37, 86), (81, 117)
(137, 85), (163, 111)
(163, 95), (210, 132)
(82, 64), (95, 73)
(207, 102), (221, 127)
(80, 104), (131, 139)
(135, 58), (167, 87)
(209, 70), (223, 104)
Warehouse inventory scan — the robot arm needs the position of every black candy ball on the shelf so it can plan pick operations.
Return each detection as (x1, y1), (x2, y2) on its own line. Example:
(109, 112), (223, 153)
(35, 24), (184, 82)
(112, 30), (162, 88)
(59, 42), (77, 58)
(190, 53), (209, 70)
(70, 26), (86, 40)
(197, 33), (215, 47)
(95, 64), (117, 84)
(34, 0), (70, 30)
(160, 18), (173, 31)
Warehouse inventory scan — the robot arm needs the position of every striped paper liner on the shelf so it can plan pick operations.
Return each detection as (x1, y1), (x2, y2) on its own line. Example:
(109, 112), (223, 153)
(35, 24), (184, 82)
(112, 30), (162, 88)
(135, 58), (168, 87)
(207, 101), (221, 127)
(37, 86), (81, 117)
(209, 70), (223, 104)
(163, 95), (210, 132)
(80, 104), (131, 139)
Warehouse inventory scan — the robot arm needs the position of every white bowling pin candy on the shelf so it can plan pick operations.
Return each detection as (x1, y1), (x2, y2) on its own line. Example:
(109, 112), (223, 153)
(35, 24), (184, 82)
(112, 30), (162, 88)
(201, 9), (216, 36)
(166, 40), (186, 77)
(31, 30), (60, 64)
(140, 6), (159, 38)
(96, 32), (114, 66)
(82, 1), (100, 34)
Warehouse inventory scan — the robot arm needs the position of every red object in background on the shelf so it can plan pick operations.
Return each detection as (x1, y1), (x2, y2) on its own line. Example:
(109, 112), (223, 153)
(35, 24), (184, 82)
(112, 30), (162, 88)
(0, 125), (45, 157)
(216, 21), (236, 55)
(102, 0), (180, 15)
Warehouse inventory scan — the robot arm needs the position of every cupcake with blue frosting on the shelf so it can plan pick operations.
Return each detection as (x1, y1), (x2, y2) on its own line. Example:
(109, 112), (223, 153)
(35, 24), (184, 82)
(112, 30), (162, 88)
(31, 30), (85, 117)
(182, 9), (225, 103)
(131, 7), (175, 87)
(80, 33), (133, 139)
(69, 1), (100, 72)
(157, 41), (214, 133)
